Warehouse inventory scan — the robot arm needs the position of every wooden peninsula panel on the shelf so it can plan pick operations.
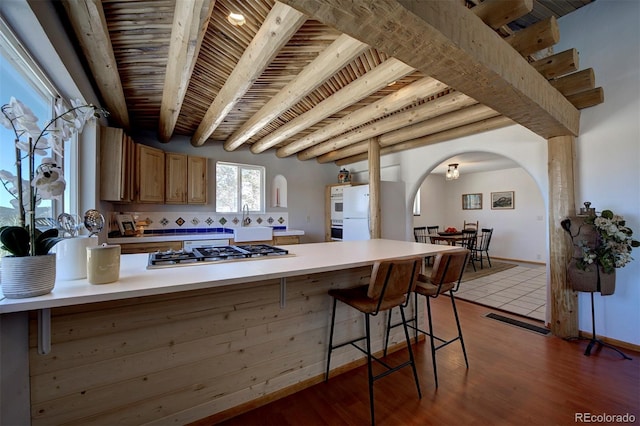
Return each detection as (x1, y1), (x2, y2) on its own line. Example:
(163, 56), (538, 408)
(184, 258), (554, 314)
(27, 267), (415, 425)
(0, 240), (453, 424)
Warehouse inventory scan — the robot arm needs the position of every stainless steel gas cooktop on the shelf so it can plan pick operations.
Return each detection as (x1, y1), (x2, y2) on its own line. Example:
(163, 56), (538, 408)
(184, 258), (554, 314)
(147, 244), (290, 269)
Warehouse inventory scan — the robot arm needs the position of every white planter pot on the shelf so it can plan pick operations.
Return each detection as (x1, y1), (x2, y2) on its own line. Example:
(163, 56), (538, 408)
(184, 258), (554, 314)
(1, 254), (56, 298)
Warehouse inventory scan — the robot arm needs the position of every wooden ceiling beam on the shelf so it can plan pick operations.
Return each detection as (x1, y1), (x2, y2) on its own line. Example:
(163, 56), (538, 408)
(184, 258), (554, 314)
(336, 115), (514, 165)
(472, 0), (533, 30)
(191, 2), (307, 147)
(531, 48), (579, 79)
(224, 34), (369, 151)
(158, 0), (214, 143)
(278, 0), (580, 138)
(62, 0), (130, 130)
(296, 91), (478, 160)
(277, 76), (446, 158)
(505, 16), (560, 57)
(566, 87), (604, 109)
(249, 57), (414, 153)
(550, 68), (595, 97)
(317, 103), (501, 163)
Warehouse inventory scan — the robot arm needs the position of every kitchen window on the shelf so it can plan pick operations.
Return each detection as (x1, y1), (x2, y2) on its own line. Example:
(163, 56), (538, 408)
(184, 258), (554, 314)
(413, 188), (421, 216)
(215, 161), (265, 213)
(0, 18), (65, 230)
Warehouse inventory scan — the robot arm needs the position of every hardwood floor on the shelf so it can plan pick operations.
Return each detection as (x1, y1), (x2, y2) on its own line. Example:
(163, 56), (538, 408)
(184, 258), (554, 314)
(214, 298), (639, 425)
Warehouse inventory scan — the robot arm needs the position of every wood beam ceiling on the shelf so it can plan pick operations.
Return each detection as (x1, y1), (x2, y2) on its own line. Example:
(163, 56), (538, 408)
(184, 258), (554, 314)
(158, 0), (215, 143)
(62, 0), (130, 130)
(191, 2), (307, 146)
(62, 0), (602, 166)
(277, 0), (580, 140)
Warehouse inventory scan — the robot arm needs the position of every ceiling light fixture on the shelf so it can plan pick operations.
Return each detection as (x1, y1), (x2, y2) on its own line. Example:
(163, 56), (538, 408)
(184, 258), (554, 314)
(227, 12), (246, 26)
(446, 163), (460, 181)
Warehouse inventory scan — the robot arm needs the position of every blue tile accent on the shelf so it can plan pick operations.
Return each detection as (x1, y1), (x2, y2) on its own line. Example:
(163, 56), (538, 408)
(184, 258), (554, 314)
(143, 227), (235, 236)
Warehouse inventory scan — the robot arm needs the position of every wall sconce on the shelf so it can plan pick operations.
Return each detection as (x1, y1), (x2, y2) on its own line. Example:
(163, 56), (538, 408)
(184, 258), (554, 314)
(272, 174), (287, 207)
(446, 163), (460, 181)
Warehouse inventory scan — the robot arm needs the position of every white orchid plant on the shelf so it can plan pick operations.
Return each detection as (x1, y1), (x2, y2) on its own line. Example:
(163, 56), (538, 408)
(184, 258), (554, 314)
(0, 97), (108, 256)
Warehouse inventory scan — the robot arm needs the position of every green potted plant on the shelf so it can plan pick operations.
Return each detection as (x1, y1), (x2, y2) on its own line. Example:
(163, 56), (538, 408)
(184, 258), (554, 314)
(0, 97), (107, 298)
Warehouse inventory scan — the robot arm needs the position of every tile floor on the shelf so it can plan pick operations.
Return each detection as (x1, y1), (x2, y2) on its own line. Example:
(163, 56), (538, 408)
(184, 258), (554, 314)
(456, 262), (547, 321)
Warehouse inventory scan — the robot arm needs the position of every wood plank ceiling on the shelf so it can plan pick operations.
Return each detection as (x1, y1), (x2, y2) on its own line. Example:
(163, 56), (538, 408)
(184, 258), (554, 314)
(60, 0), (597, 166)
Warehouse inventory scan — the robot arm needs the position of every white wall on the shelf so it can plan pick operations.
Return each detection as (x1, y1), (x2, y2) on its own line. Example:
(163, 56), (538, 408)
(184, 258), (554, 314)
(554, 1), (640, 345)
(414, 168), (546, 262)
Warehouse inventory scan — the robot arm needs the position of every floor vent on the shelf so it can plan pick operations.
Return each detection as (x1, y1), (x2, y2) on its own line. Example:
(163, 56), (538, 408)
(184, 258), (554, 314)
(485, 312), (550, 335)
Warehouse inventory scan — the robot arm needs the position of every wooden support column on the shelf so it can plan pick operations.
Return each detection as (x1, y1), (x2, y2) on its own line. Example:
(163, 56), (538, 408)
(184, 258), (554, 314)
(368, 138), (381, 239)
(548, 135), (578, 338)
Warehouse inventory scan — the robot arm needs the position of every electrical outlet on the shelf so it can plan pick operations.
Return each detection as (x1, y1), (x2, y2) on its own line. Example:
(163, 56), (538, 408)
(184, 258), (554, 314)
(306, 215), (311, 223)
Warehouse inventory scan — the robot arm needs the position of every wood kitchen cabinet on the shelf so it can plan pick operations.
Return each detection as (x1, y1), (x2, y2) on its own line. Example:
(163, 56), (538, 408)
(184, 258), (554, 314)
(165, 153), (208, 204)
(136, 144), (165, 203)
(119, 241), (183, 254)
(100, 126), (134, 202)
(187, 155), (208, 204)
(165, 152), (188, 204)
(273, 235), (300, 245)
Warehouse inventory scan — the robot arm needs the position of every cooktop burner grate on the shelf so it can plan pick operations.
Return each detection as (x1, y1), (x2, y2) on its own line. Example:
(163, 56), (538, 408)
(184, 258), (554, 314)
(147, 244), (290, 269)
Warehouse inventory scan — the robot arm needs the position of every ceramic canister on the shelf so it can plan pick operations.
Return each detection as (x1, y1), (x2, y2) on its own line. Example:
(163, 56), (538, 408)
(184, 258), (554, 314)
(87, 244), (121, 284)
(54, 236), (99, 280)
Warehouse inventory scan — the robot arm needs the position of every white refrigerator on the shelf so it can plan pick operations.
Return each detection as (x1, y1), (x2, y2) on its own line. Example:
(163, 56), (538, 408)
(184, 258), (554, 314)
(342, 181), (407, 241)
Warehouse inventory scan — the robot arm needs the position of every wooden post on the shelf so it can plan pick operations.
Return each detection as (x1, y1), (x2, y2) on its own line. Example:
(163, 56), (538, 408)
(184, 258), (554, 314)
(548, 135), (578, 337)
(368, 138), (381, 239)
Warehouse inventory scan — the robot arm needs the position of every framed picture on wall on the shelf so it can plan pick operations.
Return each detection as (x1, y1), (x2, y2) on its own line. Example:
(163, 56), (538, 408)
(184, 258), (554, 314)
(462, 193), (482, 210)
(491, 191), (515, 209)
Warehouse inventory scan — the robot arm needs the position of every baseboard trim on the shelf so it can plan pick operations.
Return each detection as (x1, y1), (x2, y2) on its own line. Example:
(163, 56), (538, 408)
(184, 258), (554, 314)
(491, 256), (546, 266)
(577, 331), (640, 353)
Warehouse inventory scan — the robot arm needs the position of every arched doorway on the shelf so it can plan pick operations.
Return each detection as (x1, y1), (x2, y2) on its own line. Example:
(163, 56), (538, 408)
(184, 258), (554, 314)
(411, 152), (548, 321)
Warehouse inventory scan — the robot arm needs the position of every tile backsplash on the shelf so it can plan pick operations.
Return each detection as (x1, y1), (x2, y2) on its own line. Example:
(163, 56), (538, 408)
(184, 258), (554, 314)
(110, 211), (289, 236)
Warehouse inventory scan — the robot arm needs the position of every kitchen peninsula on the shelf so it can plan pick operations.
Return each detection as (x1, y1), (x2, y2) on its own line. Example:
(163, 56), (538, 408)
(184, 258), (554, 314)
(0, 240), (455, 425)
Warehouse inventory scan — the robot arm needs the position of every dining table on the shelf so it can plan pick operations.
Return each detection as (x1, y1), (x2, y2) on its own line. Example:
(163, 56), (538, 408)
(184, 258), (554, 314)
(429, 232), (467, 246)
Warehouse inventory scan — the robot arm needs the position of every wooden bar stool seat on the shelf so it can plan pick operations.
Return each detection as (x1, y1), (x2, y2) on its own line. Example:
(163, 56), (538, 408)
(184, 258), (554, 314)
(325, 256), (423, 425)
(384, 249), (470, 389)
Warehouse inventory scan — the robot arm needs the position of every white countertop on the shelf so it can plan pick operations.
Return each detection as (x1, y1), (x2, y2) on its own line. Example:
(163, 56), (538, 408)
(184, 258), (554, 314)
(106, 229), (304, 244)
(0, 240), (457, 314)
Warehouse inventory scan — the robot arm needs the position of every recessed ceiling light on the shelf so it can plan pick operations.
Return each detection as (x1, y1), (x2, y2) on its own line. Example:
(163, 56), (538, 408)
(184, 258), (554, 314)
(227, 12), (246, 26)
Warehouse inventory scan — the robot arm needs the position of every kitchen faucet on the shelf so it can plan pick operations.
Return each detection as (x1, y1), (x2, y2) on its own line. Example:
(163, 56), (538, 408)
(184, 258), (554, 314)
(242, 204), (251, 226)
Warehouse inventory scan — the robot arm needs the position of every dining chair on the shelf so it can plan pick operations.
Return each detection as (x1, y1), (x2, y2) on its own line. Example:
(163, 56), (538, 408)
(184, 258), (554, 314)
(413, 226), (428, 243)
(463, 220), (479, 231)
(414, 226), (435, 265)
(460, 229), (477, 271)
(426, 225), (440, 235)
(472, 228), (494, 269)
(326, 257), (423, 425)
(384, 249), (470, 389)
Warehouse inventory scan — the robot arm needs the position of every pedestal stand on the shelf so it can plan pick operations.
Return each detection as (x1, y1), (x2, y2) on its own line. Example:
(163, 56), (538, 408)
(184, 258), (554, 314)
(584, 292), (632, 360)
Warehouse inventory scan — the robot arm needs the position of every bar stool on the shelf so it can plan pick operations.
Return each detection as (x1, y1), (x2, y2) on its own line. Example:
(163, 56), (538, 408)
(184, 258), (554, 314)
(384, 249), (470, 388)
(325, 256), (423, 425)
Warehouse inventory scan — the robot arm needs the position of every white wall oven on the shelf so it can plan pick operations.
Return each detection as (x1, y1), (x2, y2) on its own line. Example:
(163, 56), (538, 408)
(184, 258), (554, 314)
(330, 185), (346, 240)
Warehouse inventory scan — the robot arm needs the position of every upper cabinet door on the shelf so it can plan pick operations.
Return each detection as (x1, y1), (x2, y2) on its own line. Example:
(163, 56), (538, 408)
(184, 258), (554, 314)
(187, 156), (208, 204)
(100, 126), (128, 202)
(165, 152), (188, 204)
(136, 144), (165, 203)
